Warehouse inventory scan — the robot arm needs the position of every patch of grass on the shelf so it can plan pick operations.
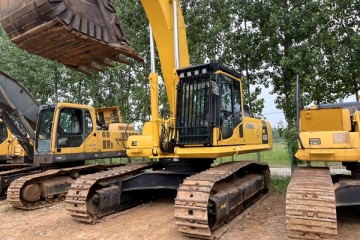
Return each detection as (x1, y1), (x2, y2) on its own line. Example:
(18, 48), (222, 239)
(3, 205), (9, 212)
(213, 142), (291, 168)
(271, 176), (291, 193)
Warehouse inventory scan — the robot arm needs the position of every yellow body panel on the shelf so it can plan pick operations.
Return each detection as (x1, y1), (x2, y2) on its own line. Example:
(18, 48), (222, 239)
(296, 107), (360, 162)
(300, 108), (350, 132)
(0, 123), (12, 158)
(296, 149), (360, 162)
(0, 137), (29, 163)
(126, 134), (154, 157)
(12, 141), (27, 159)
(0, 121), (28, 162)
(127, 116), (272, 159)
(173, 144), (272, 159)
(216, 117), (272, 146)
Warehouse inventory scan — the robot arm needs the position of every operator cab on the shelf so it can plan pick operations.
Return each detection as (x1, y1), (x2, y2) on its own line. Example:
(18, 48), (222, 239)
(35, 104), (94, 154)
(175, 62), (247, 146)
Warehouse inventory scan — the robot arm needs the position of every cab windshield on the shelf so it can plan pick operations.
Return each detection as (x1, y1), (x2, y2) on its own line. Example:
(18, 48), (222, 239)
(35, 108), (55, 152)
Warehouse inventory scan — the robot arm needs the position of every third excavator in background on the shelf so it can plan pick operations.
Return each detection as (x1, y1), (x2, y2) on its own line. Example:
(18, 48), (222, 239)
(1, 0), (273, 238)
(286, 101), (360, 239)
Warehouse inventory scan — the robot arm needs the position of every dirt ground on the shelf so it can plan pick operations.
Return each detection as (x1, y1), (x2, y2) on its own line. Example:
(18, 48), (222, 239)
(0, 193), (360, 240)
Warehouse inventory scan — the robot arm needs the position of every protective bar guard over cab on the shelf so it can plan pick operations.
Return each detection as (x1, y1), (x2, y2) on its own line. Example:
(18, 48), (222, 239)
(175, 62), (250, 147)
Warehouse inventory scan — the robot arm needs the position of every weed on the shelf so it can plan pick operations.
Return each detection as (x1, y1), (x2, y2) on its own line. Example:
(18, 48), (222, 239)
(3, 205), (9, 212)
(271, 176), (291, 193)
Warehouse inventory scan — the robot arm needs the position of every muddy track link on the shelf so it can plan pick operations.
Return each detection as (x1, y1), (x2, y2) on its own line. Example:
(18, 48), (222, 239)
(65, 162), (158, 223)
(286, 167), (337, 239)
(0, 166), (41, 177)
(7, 164), (124, 210)
(0, 164), (36, 172)
(174, 161), (270, 239)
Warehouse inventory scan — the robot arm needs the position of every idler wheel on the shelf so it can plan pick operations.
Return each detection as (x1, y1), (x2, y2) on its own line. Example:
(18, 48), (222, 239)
(20, 184), (41, 202)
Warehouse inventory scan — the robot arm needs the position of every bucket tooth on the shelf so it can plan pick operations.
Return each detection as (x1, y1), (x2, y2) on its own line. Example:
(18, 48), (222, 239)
(65, 65), (92, 76)
(115, 54), (130, 65)
(102, 58), (115, 68)
(89, 62), (104, 72)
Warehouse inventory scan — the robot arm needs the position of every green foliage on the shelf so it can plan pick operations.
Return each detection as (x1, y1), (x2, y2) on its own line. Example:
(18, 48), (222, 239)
(214, 142), (290, 168)
(0, 25), (67, 104)
(271, 176), (291, 193)
(2, 205), (9, 213)
(181, 0), (266, 118)
(323, 0), (360, 101)
(272, 128), (283, 143)
(275, 121), (303, 166)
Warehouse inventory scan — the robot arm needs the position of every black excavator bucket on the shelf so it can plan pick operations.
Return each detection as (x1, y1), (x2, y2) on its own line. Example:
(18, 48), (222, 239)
(0, 0), (143, 75)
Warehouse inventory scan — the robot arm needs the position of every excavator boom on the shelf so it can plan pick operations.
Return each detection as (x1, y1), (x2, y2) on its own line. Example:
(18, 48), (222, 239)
(0, 71), (39, 130)
(0, 0), (143, 75)
(0, 71), (40, 160)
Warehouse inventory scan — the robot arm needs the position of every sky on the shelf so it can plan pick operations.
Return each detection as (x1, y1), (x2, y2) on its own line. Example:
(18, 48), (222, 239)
(261, 87), (285, 128)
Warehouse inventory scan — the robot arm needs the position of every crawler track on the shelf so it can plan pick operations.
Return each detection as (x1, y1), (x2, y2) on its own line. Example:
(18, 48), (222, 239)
(0, 166), (40, 177)
(0, 164), (35, 172)
(65, 162), (158, 223)
(286, 167), (337, 239)
(7, 163), (125, 210)
(174, 161), (270, 239)
(0, 165), (41, 194)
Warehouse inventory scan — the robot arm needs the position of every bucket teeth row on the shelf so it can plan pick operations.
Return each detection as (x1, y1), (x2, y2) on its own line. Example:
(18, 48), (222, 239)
(0, 0), (143, 75)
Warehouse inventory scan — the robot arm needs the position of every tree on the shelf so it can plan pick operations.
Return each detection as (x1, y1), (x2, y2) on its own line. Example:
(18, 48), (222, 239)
(272, 128), (283, 143)
(224, 0), (269, 118)
(324, 0), (360, 101)
(0, 25), (67, 104)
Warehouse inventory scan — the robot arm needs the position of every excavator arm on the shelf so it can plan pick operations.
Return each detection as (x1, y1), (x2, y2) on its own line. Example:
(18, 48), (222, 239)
(0, 71), (40, 160)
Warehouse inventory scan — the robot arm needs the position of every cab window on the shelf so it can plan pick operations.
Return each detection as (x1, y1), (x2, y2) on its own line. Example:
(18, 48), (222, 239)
(57, 108), (83, 147)
(0, 122), (8, 144)
(85, 111), (93, 137)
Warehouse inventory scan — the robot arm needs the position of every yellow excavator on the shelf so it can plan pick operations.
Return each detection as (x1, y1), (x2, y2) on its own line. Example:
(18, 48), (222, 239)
(0, 71), (140, 207)
(286, 101), (360, 239)
(1, 0), (273, 238)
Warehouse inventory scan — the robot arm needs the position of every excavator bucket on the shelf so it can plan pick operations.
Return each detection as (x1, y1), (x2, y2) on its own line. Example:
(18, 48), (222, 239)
(0, 0), (143, 75)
